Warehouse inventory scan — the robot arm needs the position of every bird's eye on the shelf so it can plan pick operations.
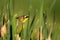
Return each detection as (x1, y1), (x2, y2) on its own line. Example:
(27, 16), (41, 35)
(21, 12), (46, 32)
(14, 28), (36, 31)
(26, 16), (29, 18)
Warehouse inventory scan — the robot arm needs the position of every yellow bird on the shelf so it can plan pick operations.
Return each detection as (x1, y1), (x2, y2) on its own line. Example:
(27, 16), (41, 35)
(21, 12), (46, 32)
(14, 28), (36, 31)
(16, 15), (29, 40)
(16, 15), (29, 31)
(16, 15), (29, 23)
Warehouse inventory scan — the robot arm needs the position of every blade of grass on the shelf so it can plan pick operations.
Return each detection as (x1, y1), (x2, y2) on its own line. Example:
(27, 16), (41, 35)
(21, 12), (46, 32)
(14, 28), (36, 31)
(0, 0), (4, 40)
(39, 0), (44, 40)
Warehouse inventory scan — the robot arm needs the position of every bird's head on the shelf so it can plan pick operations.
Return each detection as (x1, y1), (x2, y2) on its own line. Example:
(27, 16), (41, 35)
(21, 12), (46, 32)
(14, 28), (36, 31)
(16, 15), (29, 23)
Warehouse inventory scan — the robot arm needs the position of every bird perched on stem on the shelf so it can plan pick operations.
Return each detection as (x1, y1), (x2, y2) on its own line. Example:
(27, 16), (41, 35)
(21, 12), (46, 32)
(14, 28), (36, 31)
(1, 15), (7, 40)
(16, 15), (29, 40)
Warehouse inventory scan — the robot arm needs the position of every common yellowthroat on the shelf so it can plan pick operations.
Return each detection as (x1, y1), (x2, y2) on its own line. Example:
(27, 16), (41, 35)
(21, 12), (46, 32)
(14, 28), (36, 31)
(16, 15), (29, 33)
(16, 15), (29, 23)
(16, 15), (29, 40)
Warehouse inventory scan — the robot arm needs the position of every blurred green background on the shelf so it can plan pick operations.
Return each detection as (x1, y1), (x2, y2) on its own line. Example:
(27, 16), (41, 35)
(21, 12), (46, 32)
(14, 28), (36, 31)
(0, 0), (60, 40)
